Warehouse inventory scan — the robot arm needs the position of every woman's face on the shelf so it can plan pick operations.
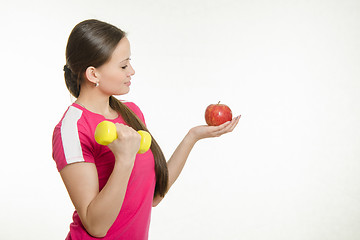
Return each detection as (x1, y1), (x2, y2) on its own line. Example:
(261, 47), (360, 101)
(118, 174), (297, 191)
(96, 37), (135, 96)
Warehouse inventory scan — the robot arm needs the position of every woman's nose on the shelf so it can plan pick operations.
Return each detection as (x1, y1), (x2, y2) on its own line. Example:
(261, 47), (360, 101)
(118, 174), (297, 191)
(128, 64), (135, 77)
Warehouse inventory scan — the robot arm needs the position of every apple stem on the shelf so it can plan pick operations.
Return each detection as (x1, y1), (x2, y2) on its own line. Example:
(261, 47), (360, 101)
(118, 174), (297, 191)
(218, 101), (220, 104)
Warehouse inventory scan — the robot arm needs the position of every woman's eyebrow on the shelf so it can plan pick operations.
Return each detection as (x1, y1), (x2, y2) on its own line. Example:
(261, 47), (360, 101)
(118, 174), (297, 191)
(120, 58), (130, 63)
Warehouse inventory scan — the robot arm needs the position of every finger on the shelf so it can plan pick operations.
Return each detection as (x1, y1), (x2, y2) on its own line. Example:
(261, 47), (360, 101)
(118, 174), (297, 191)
(115, 123), (135, 137)
(228, 115), (241, 132)
(213, 121), (231, 134)
(218, 116), (239, 131)
(205, 122), (230, 136)
(114, 123), (124, 132)
(212, 125), (233, 137)
(214, 120), (232, 131)
(115, 123), (126, 130)
(214, 115), (241, 136)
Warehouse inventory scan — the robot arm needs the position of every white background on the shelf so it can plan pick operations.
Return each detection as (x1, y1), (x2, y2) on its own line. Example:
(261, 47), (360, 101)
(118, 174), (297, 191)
(1, 0), (359, 239)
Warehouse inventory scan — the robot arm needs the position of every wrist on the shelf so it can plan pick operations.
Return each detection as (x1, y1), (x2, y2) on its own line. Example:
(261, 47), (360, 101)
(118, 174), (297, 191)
(186, 130), (199, 144)
(114, 154), (136, 168)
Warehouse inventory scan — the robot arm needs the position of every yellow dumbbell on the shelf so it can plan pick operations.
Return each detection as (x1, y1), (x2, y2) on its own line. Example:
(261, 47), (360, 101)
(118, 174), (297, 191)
(94, 121), (152, 154)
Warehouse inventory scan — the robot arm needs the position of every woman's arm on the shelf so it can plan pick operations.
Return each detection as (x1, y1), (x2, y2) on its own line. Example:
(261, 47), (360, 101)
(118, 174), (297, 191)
(60, 123), (141, 238)
(153, 115), (240, 207)
(60, 158), (134, 238)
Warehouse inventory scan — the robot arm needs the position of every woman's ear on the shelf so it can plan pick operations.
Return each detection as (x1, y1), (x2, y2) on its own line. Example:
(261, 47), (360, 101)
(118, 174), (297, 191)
(85, 66), (100, 86)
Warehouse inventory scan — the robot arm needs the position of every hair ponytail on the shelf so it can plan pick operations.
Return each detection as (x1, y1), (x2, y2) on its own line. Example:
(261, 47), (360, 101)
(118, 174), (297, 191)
(64, 19), (168, 197)
(109, 96), (168, 197)
(63, 65), (81, 98)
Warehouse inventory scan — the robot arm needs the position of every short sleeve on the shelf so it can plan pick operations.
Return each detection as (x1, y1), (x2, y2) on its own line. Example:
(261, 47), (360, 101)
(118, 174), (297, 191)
(52, 106), (95, 172)
(124, 102), (146, 126)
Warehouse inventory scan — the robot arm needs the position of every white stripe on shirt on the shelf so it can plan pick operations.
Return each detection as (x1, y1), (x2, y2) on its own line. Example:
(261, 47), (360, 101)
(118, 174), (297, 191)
(60, 106), (84, 164)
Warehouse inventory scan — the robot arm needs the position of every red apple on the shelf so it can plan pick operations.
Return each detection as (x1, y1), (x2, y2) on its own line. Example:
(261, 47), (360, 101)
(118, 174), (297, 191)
(205, 101), (233, 126)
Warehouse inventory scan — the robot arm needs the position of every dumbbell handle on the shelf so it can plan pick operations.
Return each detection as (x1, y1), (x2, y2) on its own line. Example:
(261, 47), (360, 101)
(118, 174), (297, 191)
(94, 121), (151, 154)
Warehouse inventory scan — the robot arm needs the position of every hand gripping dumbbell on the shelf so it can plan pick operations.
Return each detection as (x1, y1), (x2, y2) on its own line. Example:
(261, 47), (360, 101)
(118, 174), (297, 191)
(94, 121), (151, 154)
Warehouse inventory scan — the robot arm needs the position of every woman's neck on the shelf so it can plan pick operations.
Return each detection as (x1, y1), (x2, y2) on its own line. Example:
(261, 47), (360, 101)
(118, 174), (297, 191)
(75, 85), (118, 119)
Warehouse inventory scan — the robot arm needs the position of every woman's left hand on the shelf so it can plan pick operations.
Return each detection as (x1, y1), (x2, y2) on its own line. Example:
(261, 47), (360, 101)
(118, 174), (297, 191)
(188, 115), (241, 142)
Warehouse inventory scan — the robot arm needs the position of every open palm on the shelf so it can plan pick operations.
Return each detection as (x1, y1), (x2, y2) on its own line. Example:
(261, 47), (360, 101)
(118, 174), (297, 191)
(189, 115), (241, 141)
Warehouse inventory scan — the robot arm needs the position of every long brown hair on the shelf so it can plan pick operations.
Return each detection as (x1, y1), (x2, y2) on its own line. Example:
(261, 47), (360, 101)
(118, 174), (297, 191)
(63, 19), (168, 197)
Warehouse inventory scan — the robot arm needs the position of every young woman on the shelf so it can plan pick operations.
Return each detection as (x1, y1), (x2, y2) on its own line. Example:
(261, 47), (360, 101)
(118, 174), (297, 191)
(52, 19), (240, 240)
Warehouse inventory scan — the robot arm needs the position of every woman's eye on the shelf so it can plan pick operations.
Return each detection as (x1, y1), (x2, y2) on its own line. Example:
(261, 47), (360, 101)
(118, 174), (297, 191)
(121, 65), (128, 69)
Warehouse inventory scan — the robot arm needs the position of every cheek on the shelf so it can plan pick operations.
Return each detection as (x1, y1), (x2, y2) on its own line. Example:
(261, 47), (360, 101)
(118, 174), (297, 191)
(104, 69), (126, 83)
(101, 70), (129, 94)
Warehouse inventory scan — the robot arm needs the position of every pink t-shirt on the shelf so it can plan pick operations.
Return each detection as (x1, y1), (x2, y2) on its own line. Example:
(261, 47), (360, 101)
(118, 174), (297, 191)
(52, 102), (156, 240)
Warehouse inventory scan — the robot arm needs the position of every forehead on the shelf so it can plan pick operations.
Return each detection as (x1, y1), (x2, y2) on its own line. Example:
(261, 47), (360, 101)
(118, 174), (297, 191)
(110, 37), (131, 61)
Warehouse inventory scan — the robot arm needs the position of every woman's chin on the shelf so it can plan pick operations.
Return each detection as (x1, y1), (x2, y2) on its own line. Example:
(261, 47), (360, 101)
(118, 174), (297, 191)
(113, 88), (130, 96)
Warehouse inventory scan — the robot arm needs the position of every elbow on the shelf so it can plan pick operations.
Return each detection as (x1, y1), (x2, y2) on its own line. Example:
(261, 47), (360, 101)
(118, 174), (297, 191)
(87, 228), (107, 238)
(85, 223), (109, 238)
(82, 210), (111, 238)
(152, 195), (164, 207)
(81, 205), (113, 238)
(92, 233), (107, 238)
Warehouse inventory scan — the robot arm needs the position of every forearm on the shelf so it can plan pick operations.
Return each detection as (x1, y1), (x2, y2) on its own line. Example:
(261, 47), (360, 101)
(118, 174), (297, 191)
(167, 131), (197, 189)
(85, 159), (134, 237)
(153, 131), (197, 206)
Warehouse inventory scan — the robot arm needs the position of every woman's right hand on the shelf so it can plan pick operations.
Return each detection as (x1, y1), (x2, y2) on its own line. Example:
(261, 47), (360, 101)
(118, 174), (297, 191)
(107, 123), (141, 163)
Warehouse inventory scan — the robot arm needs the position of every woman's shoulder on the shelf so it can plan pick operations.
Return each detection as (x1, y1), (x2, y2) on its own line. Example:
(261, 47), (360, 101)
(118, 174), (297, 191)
(121, 100), (146, 124)
(53, 103), (97, 133)
(121, 100), (142, 114)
